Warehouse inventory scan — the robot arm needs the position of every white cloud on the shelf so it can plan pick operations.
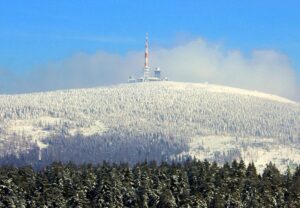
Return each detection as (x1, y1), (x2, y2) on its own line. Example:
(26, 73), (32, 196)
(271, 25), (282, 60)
(151, 39), (299, 100)
(1, 38), (299, 101)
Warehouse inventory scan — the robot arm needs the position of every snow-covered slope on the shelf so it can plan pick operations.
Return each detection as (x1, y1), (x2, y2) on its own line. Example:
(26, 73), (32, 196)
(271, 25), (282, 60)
(0, 81), (299, 171)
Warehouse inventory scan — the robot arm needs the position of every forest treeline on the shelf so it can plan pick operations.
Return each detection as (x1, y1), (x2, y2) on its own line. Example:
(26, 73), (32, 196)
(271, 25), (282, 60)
(0, 159), (300, 207)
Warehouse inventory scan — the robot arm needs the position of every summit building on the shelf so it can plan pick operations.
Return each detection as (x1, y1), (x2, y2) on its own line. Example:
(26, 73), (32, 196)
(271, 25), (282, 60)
(128, 33), (167, 83)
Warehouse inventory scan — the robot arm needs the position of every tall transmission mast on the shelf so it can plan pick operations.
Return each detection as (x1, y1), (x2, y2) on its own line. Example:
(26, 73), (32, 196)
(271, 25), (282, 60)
(144, 33), (149, 68)
(143, 33), (150, 80)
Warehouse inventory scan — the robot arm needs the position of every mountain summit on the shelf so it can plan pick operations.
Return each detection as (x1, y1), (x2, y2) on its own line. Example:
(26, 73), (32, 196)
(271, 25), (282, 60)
(0, 82), (299, 171)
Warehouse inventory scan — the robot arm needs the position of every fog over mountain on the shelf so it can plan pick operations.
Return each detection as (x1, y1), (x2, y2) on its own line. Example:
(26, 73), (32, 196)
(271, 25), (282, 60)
(0, 38), (299, 101)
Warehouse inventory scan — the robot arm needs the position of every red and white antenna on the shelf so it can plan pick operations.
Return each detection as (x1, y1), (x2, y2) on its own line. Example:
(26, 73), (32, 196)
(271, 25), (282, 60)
(143, 33), (150, 80)
(144, 32), (149, 68)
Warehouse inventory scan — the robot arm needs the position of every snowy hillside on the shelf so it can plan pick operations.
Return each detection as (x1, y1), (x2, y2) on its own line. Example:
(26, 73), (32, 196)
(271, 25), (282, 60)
(0, 81), (299, 171)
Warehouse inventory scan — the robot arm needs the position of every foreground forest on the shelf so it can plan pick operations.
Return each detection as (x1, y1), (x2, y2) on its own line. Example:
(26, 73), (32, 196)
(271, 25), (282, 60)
(0, 159), (300, 207)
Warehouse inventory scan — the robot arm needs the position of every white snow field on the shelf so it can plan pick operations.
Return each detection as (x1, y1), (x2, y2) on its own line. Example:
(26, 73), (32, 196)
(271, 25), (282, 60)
(0, 81), (299, 171)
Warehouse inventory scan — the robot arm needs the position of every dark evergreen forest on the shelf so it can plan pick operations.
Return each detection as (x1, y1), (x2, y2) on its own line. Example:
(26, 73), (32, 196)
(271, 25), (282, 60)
(0, 159), (300, 208)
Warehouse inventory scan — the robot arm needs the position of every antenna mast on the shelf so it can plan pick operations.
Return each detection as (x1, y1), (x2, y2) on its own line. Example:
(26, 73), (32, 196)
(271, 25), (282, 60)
(144, 33), (149, 68)
(143, 33), (150, 80)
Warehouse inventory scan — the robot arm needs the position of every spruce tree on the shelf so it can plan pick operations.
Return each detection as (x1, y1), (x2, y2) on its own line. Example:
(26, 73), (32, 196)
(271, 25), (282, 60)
(242, 162), (260, 207)
(157, 188), (177, 208)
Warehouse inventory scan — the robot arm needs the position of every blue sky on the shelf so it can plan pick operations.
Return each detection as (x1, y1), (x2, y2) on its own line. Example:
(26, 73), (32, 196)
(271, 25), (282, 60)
(0, 1), (299, 99)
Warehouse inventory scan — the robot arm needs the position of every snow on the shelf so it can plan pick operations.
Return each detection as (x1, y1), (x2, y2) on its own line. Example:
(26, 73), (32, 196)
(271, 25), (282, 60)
(185, 136), (300, 172)
(0, 81), (299, 171)
(164, 81), (295, 104)
(3, 116), (107, 150)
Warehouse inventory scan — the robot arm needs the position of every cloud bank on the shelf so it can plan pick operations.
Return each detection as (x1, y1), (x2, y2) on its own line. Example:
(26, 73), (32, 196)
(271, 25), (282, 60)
(0, 38), (299, 101)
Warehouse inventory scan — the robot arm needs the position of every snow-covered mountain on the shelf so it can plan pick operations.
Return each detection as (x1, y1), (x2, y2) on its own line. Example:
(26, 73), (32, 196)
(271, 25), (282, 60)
(0, 81), (299, 171)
